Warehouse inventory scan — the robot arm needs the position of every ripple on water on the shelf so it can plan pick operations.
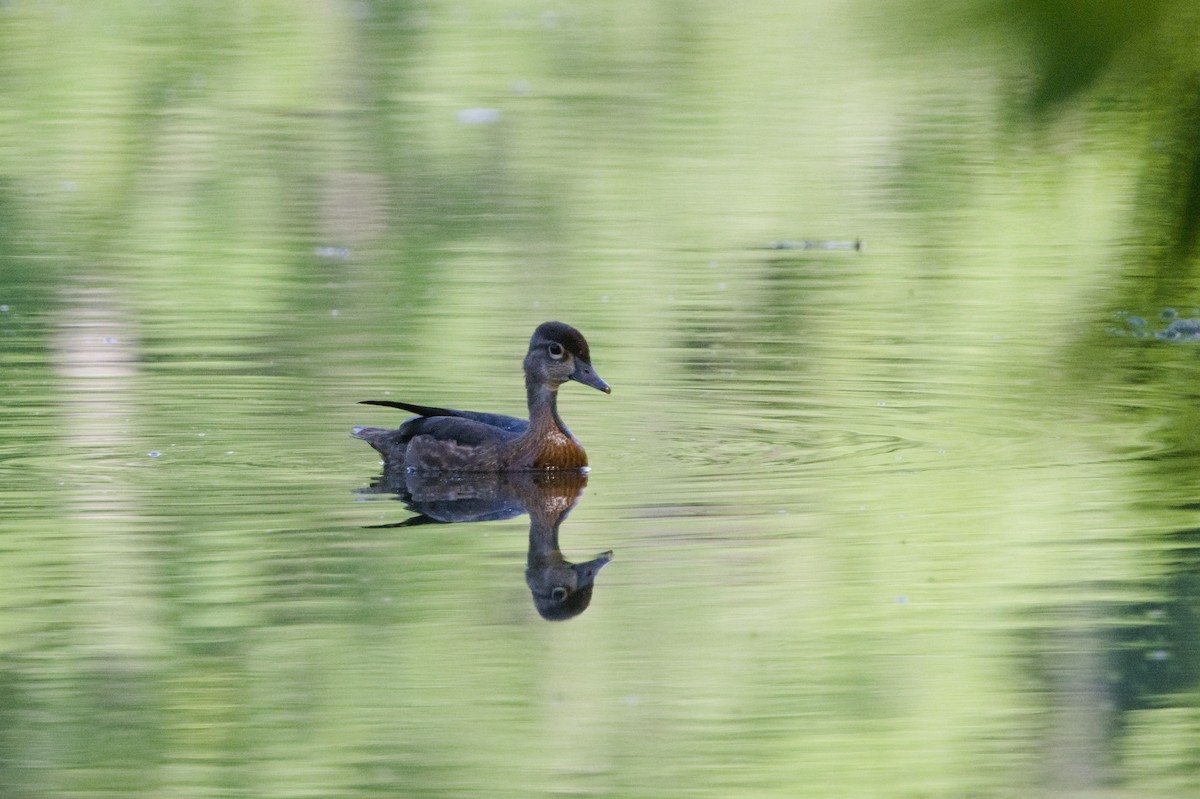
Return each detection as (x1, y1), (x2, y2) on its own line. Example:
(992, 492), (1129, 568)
(662, 421), (917, 473)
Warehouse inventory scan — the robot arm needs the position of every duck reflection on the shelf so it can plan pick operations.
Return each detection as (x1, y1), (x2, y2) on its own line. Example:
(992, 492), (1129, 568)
(362, 469), (612, 620)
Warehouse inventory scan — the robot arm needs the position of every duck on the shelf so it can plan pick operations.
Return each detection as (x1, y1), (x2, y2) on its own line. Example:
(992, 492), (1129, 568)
(352, 321), (610, 472)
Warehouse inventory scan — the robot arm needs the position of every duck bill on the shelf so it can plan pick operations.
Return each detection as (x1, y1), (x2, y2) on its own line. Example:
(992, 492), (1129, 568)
(571, 360), (611, 394)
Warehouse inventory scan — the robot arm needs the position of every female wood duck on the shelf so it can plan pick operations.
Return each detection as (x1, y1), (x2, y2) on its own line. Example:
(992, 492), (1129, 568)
(352, 322), (610, 472)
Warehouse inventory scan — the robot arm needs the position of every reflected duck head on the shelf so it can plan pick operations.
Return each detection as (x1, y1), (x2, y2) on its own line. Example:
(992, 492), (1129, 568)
(525, 321), (611, 394)
(527, 549), (613, 621)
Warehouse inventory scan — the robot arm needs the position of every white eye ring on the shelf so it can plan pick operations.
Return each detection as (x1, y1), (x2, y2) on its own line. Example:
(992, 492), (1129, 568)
(548, 342), (565, 359)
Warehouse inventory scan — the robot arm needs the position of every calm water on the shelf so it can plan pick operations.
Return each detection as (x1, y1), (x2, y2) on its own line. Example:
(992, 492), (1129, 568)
(3, 2), (1200, 797)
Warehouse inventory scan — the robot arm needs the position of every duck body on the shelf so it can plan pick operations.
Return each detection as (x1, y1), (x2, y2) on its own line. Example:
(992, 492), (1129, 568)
(353, 322), (609, 472)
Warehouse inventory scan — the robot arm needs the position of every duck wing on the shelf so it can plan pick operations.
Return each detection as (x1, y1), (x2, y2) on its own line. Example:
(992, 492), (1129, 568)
(358, 399), (528, 434)
(353, 407), (526, 471)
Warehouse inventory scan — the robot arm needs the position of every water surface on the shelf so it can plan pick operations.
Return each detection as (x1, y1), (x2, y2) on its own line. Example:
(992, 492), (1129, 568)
(2, 2), (1200, 798)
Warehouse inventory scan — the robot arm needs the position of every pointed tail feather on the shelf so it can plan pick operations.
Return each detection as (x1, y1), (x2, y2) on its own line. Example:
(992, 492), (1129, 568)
(357, 399), (528, 434)
(359, 399), (455, 417)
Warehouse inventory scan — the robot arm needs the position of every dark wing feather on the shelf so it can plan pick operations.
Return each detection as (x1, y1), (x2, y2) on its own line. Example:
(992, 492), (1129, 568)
(400, 416), (522, 471)
(353, 414), (524, 470)
(402, 416), (518, 447)
(358, 399), (529, 434)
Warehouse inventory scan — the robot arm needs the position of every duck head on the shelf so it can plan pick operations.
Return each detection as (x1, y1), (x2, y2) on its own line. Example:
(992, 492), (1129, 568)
(524, 321), (611, 393)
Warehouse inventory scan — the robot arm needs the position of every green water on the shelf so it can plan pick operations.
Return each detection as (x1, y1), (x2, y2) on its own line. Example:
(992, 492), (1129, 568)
(3, 1), (1200, 797)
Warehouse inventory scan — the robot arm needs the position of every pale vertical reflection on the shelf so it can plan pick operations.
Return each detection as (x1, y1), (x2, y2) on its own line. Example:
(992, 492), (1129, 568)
(53, 281), (165, 661)
(1042, 615), (1115, 792)
(320, 171), (388, 249)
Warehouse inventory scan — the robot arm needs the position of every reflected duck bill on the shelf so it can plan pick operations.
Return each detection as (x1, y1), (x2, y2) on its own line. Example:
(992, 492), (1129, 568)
(574, 550), (614, 585)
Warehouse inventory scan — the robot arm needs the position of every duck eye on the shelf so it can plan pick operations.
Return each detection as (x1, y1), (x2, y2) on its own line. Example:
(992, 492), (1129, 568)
(547, 343), (565, 360)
